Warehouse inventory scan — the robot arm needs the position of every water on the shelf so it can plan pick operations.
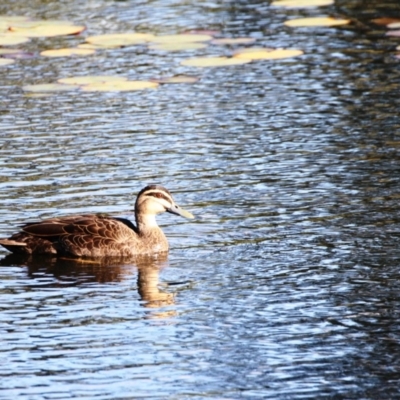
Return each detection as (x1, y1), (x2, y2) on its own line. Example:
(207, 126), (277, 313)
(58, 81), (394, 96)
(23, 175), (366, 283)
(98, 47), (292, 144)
(1, 0), (400, 398)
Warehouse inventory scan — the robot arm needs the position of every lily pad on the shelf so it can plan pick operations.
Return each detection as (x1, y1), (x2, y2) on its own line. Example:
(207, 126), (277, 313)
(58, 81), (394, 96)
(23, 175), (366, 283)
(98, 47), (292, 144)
(211, 37), (256, 45)
(272, 0), (333, 7)
(148, 42), (207, 51)
(9, 19), (79, 28)
(0, 33), (30, 45)
(85, 33), (155, 48)
(40, 48), (95, 57)
(152, 75), (199, 84)
(181, 56), (250, 67)
(371, 18), (400, 26)
(234, 48), (303, 60)
(80, 80), (159, 92)
(284, 17), (350, 27)
(8, 24), (86, 37)
(0, 58), (15, 66)
(58, 75), (128, 85)
(22, 83), (79, 92)
(150, 34), (212, 44)
(386, 30), (400, 37)
(1, 49), (34, 59)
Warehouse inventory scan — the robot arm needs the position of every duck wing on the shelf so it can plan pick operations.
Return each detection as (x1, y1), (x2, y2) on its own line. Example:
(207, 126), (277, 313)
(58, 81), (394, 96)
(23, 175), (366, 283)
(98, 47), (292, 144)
(1, 215), (138, 257)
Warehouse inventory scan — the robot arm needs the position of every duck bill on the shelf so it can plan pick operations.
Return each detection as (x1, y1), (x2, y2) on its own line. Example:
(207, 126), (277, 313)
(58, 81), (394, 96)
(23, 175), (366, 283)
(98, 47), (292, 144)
(167, 204), (194, 219)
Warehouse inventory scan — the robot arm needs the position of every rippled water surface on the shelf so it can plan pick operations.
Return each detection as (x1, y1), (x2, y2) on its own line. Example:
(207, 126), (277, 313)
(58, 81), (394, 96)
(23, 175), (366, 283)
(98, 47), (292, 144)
(1, 0), (400, 398)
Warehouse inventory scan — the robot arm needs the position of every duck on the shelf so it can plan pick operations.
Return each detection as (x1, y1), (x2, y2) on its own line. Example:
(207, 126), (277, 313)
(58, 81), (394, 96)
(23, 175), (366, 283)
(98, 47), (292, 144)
(0, 184), (194, 258)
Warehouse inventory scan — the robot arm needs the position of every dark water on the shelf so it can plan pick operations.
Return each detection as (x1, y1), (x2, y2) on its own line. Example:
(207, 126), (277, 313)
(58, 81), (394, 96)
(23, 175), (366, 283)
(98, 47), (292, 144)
(1, 0), (400, 398)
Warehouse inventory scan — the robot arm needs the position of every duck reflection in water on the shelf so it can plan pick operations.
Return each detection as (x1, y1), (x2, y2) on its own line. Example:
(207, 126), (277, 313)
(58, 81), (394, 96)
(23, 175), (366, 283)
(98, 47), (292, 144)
(0, 252), (177, 312)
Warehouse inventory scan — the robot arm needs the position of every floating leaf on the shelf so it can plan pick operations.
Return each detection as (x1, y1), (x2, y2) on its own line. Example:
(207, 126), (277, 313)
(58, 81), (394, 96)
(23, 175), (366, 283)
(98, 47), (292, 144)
(150, 34), (212, 44)
(181, 56), (250, 67)
(0, 48), (23, 55)
(1, 49), (34, 59)
(152, 75), (199, 84)
(8, 24), (85, 37)
(211, 37), (256, 45)
(284, 17), (350, 27)
(81, 80), (159, 92)
(85, 33), (154, 48)
(40, 48), (95, 57)
(272, 0), (333, 7)
(371, 17), (400, 26)
(148, 42), (207, 51)
(386, 30), (400, 37)
(388, 22), (400, 29)
(0, 58), (14, 66)
(234, 48), (303, 60)
(58, 75), (128, 85)
(0, 33), (30, 45)
(9, 19), (78, 28)
(22, 83), (79, 92)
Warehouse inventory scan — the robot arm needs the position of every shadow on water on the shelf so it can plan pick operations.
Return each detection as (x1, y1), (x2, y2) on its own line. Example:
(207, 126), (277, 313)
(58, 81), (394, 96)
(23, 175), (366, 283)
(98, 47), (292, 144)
(0, 252), (177, 310)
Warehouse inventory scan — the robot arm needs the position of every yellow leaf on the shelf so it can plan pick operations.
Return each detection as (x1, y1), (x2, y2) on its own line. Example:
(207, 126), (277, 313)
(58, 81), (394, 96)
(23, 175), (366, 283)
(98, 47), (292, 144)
(81, 81), (159, 92)
(8, 24), (86, 37)
(150, 34), (212, 44)
(22, 83), (79, 92)
(148, 42), (207, 51)
(9, 19), (79, 28)
(211, 37), (256, 45)
(85, 33), (155, 48)
(0, 33), (30, 45)
(181, 56), (251, 67)
(40, 48), (95, 57)
(234, 48), (303, 60)
(58, 76), (128, 85)
(0, 58), (14, 66)
(272, 0), (333, 7)
(0, 48), (22, 55)
(284, 17), (351, 27)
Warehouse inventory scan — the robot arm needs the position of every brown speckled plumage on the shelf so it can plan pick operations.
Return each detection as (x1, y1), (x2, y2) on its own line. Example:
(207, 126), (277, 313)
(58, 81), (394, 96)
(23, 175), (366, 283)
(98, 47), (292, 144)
(0, 185), (194, 258)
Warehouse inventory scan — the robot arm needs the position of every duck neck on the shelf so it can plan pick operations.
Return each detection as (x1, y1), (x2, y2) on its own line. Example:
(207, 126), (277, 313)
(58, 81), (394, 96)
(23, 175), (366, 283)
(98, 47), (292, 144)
(136, 213), (160, 235)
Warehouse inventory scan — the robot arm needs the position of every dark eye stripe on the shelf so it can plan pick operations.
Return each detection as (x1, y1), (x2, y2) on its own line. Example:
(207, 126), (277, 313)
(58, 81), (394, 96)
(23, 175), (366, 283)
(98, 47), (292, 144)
(146, 191), (171, 203)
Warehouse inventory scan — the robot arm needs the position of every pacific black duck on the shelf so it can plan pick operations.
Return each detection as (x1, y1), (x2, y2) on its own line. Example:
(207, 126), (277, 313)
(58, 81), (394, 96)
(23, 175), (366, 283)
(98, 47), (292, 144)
(0, 184), (194, 257)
